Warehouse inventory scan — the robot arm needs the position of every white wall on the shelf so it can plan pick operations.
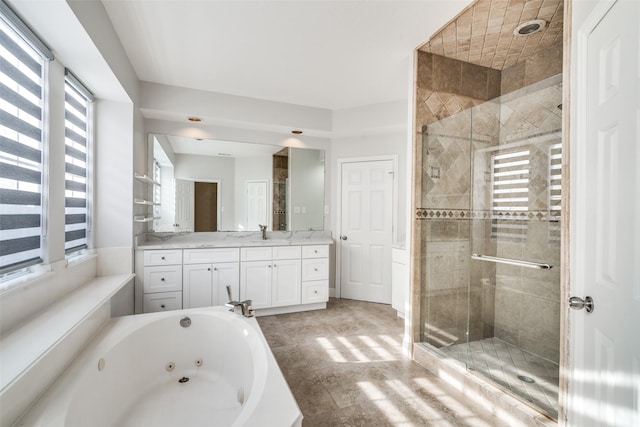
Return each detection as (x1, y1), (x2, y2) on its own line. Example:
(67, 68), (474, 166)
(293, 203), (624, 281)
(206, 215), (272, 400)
(140, 81), (332, 134)
(330, 100), (409, 245)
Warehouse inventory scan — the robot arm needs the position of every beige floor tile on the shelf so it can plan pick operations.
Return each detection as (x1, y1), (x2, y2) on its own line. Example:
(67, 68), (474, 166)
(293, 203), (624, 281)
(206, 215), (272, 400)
(259, 298), (515, 426)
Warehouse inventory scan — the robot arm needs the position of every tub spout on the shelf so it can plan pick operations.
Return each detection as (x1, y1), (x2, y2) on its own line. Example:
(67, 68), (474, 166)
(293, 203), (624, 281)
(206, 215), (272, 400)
(225, 300), (254, 317)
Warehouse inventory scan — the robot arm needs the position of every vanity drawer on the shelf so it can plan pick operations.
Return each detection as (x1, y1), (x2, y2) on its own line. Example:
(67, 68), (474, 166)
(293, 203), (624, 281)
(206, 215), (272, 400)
(143, 250), (182, 266)
(301, 245), (328, 259)
(143, 265), (182, 293)
(273, 245), (301, 260)
(143, 291), (182, 313)
(301, 281), (328, 304)
(302, 258), (328, 281)
(241, 246), (273, 262)
(183, 248), (240, 264)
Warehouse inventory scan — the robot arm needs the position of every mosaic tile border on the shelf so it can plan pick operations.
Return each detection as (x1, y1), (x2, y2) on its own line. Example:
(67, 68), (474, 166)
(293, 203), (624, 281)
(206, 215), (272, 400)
(416, 208), (561, 221)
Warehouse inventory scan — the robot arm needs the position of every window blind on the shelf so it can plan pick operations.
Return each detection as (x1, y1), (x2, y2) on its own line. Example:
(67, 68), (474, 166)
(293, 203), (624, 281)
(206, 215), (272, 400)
(0, 12), (46, 273)
(64, 71), (92, 253)
(549, 142), (562, 213)
(491, 149), (530, 240)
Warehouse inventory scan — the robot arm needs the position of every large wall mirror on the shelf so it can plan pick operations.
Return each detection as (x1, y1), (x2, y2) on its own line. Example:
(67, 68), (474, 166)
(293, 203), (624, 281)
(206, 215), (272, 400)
(149, 134), (325, 232)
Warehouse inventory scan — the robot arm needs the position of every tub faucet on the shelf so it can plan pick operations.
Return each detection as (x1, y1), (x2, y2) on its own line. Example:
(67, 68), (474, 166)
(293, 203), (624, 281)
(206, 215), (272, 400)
(259, 224), (267, 240)
(225, 285), (254, 317)
(225, 300), (255, 317)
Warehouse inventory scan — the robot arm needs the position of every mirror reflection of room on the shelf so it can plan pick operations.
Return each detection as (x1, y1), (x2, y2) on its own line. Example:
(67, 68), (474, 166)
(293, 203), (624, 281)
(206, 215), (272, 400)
(150, 134), (325, 233)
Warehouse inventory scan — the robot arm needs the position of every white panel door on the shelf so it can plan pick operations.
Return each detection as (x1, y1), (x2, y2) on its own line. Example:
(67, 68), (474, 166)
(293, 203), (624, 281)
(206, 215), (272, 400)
(174, 179), (194, 232)
(340, 160), (393, 303)
(246, 180), (268, 231)
(570, 1), (640, 425)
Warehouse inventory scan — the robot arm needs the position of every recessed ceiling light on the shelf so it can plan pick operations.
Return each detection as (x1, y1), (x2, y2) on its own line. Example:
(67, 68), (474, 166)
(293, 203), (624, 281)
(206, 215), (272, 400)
(513, 19), (546, 36)
(291, 130), (303, 135)
(187, 116), (202, 122)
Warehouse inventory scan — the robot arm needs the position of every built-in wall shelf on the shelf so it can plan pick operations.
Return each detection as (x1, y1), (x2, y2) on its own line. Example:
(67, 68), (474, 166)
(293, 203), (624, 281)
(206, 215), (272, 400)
(134, 198), (160, 206)
(134, 173), (161, 187)
(134, 215), (160, 223)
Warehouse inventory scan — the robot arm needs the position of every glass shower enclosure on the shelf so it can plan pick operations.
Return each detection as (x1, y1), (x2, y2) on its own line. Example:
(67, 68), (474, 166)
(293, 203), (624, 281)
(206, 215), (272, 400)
(418, 74), (562, 419)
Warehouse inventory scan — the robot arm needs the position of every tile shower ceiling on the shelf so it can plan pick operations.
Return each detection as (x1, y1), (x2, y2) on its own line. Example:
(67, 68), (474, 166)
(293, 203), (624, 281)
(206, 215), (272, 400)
(419, 0), (563, 70)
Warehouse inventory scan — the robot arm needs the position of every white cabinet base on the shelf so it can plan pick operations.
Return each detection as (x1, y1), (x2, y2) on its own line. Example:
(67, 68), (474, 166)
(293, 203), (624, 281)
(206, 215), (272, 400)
(252, 302), (326, 317)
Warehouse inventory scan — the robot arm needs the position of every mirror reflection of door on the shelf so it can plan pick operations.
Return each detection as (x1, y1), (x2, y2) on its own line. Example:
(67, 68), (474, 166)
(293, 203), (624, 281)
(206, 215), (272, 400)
(174, 179), (194, 232)
(246, 180), (268, 231)
(194, 182), (218, 232)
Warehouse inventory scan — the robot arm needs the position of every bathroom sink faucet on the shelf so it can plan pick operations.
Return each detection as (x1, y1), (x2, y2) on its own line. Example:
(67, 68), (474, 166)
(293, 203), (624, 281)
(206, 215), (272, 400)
(259, 224), (267, 240)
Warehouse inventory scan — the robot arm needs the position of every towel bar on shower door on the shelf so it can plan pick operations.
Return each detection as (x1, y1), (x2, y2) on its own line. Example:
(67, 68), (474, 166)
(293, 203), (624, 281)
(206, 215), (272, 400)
(471, 254), (553, 270)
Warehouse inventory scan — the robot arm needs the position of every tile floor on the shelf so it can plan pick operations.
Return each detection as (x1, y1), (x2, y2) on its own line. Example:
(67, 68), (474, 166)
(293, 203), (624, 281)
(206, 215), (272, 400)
(440, 338), (559, 419)
(257, 298), (513, 426)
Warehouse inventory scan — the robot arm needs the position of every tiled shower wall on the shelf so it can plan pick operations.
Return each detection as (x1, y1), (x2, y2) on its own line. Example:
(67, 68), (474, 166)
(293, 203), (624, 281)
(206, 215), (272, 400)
(272, 151), (288, 230)
(415, 52), (500, 349)
(414, 46), (563, 363)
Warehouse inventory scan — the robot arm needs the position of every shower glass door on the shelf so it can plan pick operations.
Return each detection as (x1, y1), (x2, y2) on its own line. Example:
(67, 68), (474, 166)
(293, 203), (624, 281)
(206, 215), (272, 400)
(420, 74), (563, 419)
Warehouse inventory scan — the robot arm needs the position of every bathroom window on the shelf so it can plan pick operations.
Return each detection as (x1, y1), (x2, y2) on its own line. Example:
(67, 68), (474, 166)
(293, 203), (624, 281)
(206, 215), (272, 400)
(64, 71), (94, 254)
(0, 3), (53, 275)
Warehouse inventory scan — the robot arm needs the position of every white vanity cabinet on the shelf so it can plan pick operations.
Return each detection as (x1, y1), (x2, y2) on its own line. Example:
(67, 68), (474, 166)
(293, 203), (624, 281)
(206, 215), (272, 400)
(240, 246), (302, 309)
(137, 242), (330, 315)
(141, 249), (183, 313)
(182, 248), (240, 309)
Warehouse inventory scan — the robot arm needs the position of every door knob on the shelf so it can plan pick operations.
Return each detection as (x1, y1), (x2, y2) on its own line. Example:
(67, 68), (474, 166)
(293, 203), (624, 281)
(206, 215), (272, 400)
(340, 235), (348, 240)
(569, 296), (594, 313)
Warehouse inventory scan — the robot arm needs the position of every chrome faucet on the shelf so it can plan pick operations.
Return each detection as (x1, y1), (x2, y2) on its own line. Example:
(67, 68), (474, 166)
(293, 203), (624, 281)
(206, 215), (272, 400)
(259, 224), (267, 240)
(225, 285), (254, 317)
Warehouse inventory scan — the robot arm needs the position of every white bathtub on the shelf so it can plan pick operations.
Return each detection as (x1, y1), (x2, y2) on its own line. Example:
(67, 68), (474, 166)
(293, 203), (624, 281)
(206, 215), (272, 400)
(15, 307), (302, 427)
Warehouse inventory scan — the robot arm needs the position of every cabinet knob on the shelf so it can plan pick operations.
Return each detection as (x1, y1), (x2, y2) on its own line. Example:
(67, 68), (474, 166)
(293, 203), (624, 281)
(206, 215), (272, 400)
(214, 267), (217, 271)
(314, 290), (318, 294)
(208, 268), (211, 271)
(314, 250), (318, 253)
(160, 304), (166, 308)
(161, 256), (166, 260)
(314, 268), (318, 271)
(268, 265), (272, 268)
(161, 277), (165, 281)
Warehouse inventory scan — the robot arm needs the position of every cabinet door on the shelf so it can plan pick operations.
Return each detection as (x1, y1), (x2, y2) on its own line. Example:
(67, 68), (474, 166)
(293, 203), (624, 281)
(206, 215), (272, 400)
(212, 262), (240, 306)
(272, 258), (301, 307)
(240, 261), (272, 309)
(183, 264), (213, 309)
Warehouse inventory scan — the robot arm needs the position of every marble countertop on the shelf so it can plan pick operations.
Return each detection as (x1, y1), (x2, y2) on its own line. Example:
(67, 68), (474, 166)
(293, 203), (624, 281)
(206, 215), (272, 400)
(135, 230), (334, 250)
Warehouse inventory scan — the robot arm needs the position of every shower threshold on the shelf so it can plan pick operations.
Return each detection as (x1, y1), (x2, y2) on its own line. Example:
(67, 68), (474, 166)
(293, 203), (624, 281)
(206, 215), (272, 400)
(441, 338), (559, 420)
(414, 341), (558, 426)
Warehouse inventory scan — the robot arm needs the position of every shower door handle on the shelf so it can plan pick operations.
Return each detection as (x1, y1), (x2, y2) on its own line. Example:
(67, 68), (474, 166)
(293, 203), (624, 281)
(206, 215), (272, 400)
(569, 296), (594, 313)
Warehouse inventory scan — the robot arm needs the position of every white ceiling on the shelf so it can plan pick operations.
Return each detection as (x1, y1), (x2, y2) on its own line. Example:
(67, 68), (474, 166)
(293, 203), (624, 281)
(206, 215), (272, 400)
(102, 0), (472, 111)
